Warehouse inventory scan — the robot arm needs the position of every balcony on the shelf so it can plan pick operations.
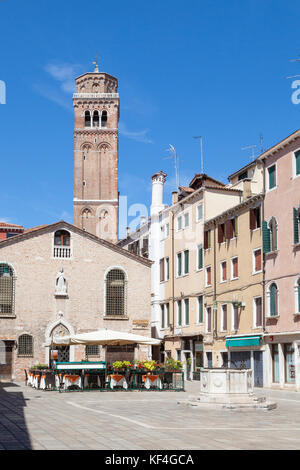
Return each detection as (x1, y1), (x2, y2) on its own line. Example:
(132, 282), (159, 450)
(53, 246), (71, 259)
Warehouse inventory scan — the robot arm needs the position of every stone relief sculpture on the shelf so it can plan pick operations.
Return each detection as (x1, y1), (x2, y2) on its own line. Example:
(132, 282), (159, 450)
(55, 269), (67, 296)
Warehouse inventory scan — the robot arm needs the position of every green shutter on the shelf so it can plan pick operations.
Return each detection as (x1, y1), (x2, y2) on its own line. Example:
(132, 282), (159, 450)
(198, 246), (203, 270)
(296, 151), (300, 176)
(294, 208), (299, 245)
(178, 301), (182, 326)
(184, 250), (189, 274)
(270, 284), (277, 316)
(263, 220), (271, 253)
(268, 165), (276, 189)
(185, 299), (189, 325)
(177, 253), (182, 276)
(198, 296), (203, 323)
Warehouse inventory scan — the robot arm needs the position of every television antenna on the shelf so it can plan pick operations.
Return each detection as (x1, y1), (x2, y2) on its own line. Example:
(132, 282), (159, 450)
(164, 144), (180, 189)
(242, 144), (256, 161)
(193, 136), (204, 174)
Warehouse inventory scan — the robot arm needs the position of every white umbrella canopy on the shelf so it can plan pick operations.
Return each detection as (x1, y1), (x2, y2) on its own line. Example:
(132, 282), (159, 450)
(49, 329), (161, 347)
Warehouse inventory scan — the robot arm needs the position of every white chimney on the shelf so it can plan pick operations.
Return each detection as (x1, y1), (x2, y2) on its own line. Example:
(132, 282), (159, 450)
(151, 171), (167, 215)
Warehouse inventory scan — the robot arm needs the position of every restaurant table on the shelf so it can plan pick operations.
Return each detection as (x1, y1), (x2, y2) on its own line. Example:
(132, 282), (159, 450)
(142, 374), (163, 390)
(64, 374), (82, 390)
(109, 374), (128, 390)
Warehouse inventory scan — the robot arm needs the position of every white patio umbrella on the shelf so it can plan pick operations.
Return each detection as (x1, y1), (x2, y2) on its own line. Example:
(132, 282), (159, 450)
(48, 329), (161, 347)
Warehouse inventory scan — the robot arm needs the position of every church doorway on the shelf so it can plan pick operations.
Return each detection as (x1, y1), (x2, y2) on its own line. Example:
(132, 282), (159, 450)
(49, 323), (70, 365)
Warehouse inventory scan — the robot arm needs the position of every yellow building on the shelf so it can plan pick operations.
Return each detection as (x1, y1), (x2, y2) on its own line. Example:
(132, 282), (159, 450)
(203, 193), (264, 386)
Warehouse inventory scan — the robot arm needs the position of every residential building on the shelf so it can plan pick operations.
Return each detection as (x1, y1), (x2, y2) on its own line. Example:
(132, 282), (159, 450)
(260, 128), (300, 390)
(119, 172), (244, 379)
(203, 192), (264, 387)
(0, 223), (24, 240)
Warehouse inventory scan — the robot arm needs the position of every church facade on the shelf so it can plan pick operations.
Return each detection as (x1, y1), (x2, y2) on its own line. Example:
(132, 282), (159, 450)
(0, 222), (152, 381)
(0, 63), (153, 382)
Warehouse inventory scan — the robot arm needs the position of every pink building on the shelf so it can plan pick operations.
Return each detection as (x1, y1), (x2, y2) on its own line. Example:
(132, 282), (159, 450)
(261, 129), (300, 390)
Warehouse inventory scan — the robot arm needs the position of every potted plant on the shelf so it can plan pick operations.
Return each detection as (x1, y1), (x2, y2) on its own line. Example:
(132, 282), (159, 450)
(165, 358), (183, 371)
(143, 360), (159, 373)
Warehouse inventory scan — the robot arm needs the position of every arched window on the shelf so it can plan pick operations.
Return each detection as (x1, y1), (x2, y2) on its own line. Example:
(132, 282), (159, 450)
(53, 230), (71, 258)
(268, 217), (278, 252)
(84, 110), (91, 127)
(101, 110), (108, 128)
(105, 269), (126, 316)
(18, 334), (33, 357)
(269, 282), (278, 317)
(0, 263), (14, 315)
(93, 110), (100, 128)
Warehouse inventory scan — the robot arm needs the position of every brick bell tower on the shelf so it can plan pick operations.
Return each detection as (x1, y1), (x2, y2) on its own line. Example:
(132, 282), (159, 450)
(73, 59), (119, 242)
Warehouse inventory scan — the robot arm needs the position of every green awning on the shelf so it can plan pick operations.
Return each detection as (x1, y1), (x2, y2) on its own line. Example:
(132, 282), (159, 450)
(226, 336), (261, 348)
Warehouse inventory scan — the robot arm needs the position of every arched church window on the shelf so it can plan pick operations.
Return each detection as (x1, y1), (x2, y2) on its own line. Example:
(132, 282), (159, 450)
(93, 110), (100, 128)
(0, 263), (14, 315)
(84, 110), (91, 127)
(54, 230), (70, 247)
(82, 208), (92, 219)
(18, 334), (33, 357)
(105, 269), (127, 316)
(53, 230), (71, 258)
(101, 110), (108, 128)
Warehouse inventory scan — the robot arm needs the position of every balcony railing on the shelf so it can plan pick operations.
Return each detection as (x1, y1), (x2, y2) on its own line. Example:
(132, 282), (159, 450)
(53, 246), (71, 258)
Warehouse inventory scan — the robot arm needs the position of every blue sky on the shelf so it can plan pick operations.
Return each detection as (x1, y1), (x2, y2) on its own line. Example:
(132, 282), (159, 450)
(0, 0), (299, 238)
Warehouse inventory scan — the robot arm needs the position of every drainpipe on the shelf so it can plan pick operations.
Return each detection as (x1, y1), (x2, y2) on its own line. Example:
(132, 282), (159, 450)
(262, 159), (266, 334)
(170, 210), (175, 337)
(213, 220), (217, 341)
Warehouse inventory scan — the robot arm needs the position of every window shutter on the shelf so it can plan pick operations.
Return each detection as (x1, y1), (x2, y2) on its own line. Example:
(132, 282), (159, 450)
(268, 165), (276, 189)
(198, 246), (203, 270)
(222, 262), (227, 281)
(255, 249), (262, 272)
(296, 151), (300, 176)
(177, 253), (182, 276)
(185, 299), (189, 325)
(294, 208), (299, 245)
(298, 285), (300, 314)
(160, 259), (165, 282)
(263, 220), (271, 253)
(226, 220), (233, 239)
(204, 231), (208, 249)
(249, 209), (256, 230)
(161, 305), (165, 329)
(218, 224), (224, 243)
(184, 250), (189, 274)
(256, 297), (262, 327)
(198, 296), (203, 323)
(270, 284), (277, 316)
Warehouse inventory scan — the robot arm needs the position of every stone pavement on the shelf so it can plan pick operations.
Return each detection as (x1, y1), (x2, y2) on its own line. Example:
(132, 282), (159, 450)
(1, 380), (300, 450)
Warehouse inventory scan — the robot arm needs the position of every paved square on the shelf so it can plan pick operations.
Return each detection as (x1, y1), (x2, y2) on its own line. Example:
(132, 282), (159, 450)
(1, 381), (300, 450)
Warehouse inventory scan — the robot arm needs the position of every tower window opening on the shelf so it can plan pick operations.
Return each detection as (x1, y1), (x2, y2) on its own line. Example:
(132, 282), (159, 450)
(101, 110), (108, 128)
(93, 110), (100, 128)
(85, 110), (91, 127)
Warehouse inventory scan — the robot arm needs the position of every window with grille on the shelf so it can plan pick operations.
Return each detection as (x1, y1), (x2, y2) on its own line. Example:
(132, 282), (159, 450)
(86, 345), (100, 356)
(18, 334), (33, 357)
(106, 269), (126, 316)
(0, 264), (14, 316)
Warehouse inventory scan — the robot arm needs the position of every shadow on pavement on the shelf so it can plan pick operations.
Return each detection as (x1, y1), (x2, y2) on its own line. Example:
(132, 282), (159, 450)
(0, 382), (32, 449)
